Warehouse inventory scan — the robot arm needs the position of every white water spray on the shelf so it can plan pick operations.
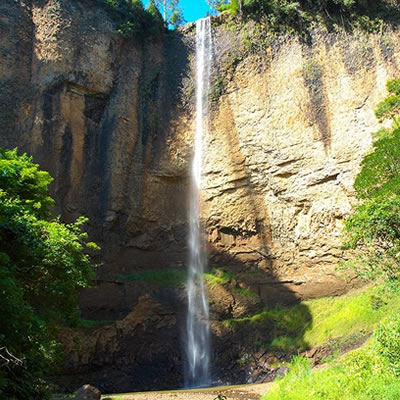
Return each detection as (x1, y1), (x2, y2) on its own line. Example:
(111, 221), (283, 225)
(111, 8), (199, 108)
(185, 17), (212, 388)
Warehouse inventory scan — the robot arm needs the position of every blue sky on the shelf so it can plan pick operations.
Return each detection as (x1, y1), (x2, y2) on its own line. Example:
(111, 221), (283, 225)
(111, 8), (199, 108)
(145, 1), (213, 23)
(180, 0), (213, 22)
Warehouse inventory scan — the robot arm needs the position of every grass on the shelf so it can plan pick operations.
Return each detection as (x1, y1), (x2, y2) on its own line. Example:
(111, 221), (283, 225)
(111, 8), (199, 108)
(220, 283), (400, 353)
(78, 319), (114, 329)
(103, 397), (124, 400)
(235, 287), (259, 299)
(259, 282), (400, 399)
(203, 268), (236, 289)
(263, 339), (400, 400)
(301, 285), (398, 347)
(117, 268), (186, 286)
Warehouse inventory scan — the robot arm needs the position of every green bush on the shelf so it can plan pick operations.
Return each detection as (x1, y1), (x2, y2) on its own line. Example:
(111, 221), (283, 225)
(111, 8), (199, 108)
(343, 78), (400, 281)
(0, 148), (97, 399)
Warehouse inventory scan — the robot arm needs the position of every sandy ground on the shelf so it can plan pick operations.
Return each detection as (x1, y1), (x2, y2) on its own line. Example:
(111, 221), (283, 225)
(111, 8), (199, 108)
(101, 383), (272, 400)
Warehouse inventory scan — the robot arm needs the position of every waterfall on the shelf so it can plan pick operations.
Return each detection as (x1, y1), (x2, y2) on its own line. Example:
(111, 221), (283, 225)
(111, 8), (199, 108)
(185, 17), (212, 388)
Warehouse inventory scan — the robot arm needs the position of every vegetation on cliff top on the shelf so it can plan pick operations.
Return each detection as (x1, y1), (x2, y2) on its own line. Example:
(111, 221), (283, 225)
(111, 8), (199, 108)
(99, 0), (165, 38)
(0, 149), (97, 399)
(96, 0), (183, 38)
(218, 0), (400, 37)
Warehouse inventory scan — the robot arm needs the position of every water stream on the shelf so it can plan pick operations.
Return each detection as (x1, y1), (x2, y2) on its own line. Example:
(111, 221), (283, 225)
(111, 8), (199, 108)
(185, 17), (213, 388)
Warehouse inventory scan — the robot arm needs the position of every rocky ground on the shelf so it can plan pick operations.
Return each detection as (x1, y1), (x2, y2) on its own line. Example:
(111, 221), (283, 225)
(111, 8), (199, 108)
(101, 383), (272, 400)
(53, 383), (272, 400)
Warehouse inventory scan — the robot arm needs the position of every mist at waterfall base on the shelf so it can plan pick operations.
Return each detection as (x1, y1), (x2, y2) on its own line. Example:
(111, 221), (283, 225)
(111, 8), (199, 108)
(184, 17), (213, 389)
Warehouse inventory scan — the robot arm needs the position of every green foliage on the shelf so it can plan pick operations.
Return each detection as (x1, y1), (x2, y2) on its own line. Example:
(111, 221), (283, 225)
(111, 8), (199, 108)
(170, 9), (185, 27)
(264, 341), (399, 400)
(226, 0), (241, 15)
(100, 0), (165, 38)
(0, 148), (96, 399)
(204, 268), (236, 288)
(375, 312), (400, 375)
(221, 301), (311, 352)
(344, 78), (400, 281)
(353, 129), (400, 199)
(260, 288), (400, 399)
(375, 79), (400, 120)
(0, 148), (54, 218)
(147, 0), (165, 32)
(235, 287), (259, 299)
(264, 315), (400, 400)
(117, 268), (186, 285)
(344, 198), (400, 280)
(154, 0), (185, 27)
(207, 0), (230, 12)
(221, 284), (400, 353)
(221, 0), (400, 36)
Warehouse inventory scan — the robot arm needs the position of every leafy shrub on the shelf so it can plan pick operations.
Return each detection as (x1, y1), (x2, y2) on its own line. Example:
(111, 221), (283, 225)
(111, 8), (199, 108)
(343, 79), (400, 281)
(0, 148), (97, 399)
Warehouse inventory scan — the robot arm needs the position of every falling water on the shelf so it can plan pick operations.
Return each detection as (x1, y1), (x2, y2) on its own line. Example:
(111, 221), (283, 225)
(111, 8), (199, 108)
(185, 17), (212, 388)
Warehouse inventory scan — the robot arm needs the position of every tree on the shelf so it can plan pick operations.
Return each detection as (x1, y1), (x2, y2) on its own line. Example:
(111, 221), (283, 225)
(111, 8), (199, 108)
(0, 148), (97, 399)
(104, 0), (165, 38)
(153, 0), (185, 27)
(344, 79), (400, 281)
(207, 0), (230, 13)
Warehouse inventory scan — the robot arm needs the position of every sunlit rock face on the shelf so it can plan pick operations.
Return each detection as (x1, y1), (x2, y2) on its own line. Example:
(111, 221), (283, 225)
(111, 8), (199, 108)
(202, 26), (399, 304)
(2, 0), (400, 391)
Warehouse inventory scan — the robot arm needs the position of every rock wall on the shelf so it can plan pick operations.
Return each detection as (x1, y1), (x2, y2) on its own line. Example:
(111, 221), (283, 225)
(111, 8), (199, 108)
(0, 0), (193, 319)
(2, 0), (400, 392)
(203, 25), (400, 307)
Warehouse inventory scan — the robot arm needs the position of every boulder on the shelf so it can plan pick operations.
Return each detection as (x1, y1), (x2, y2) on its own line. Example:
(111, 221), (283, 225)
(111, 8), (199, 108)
(74, 385), (101, 400)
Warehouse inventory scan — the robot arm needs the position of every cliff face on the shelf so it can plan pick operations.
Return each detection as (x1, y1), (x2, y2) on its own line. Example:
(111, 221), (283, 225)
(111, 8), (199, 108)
(203, 25), (398, 305)
(1, 0), (192, 316)
(2, 0), (400, 392)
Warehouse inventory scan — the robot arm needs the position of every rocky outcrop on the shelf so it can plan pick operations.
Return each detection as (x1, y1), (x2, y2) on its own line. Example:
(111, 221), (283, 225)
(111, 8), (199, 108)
(53, 295), (183, 393)
(2, 0), (400, 392)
